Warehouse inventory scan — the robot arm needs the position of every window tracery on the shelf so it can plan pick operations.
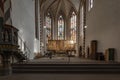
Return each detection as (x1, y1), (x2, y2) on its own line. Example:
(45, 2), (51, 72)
(46, 13), (52, 40)
(70, 12), (76, 43)
(58, 15), (64, 40)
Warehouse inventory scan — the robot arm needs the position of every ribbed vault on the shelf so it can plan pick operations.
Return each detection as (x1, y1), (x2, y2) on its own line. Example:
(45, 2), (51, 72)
(40, 0), (81, 16)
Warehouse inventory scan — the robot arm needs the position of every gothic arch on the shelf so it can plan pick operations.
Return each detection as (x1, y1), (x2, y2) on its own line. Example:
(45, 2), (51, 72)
(44, 10), (53, 40)
(56, 11), (66, 23)
(57, 11), (66, 40)
(69, 7), (78, 18)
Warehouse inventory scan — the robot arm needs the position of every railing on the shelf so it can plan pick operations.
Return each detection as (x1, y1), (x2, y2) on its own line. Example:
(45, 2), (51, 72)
(18, 35), (31, 60)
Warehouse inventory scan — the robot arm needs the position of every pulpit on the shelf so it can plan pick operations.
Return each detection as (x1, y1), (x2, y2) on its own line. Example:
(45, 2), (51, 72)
(0, 17), (20, 74)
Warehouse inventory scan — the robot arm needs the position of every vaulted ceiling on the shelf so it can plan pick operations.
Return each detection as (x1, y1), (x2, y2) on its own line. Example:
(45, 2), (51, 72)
(40, 0), (81, 17)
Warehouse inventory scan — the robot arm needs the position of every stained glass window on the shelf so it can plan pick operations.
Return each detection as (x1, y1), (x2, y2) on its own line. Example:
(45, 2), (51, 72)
(80, 6), (84, 39)
(88, 0), (94, 11)
(58, 15), (64, 40)
(46, 13), (52, 40)
(70, 12), (76, 43)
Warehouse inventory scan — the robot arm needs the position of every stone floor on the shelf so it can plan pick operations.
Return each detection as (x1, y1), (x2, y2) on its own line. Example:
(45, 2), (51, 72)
(28, 57), (117, 64)
(0, 73), (120, 80)
(0, 57), (120, 80)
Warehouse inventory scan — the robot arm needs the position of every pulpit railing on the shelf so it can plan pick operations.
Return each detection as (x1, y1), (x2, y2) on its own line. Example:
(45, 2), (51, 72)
(18, 35), (31, 60)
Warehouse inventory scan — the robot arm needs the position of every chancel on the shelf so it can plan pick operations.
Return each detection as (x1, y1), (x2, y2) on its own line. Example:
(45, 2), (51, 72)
(1, 0), (120, 79)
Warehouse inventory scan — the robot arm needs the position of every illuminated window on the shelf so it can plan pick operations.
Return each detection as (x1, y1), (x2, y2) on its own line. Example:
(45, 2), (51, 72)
(80, 6), (84, 39)
(88, 0), (94, 11)
(58, 15), (64, 40)
(70, 12), (76, 43)
(46, 13), (52, 40)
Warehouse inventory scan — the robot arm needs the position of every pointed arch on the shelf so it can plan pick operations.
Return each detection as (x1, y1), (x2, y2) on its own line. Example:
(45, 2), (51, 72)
(67, 0), (78, 14)
(68, 7), (77, 43)
(57, 13), (65, 40)
(69, 7), (78, 16)
(57, 10), (66, 40)
(70, 11), (77, 43)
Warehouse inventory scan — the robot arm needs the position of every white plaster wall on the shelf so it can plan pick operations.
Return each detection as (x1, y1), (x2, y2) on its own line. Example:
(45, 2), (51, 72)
(11, 0), (39, 59)
(86, 0), (120, 62)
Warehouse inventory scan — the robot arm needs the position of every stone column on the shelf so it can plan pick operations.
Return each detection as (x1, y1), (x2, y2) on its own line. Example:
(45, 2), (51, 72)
(2, 51), (11, 75)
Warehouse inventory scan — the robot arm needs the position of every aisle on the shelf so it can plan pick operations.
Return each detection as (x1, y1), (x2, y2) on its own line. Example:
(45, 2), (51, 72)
(27, 57), (116, 64)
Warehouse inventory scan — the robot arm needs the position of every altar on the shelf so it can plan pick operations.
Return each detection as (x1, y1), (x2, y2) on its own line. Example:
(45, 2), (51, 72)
(47, 40), (76, 56)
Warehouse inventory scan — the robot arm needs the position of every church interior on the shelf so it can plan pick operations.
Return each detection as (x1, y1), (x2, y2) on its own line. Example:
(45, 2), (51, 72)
(1, 0), (120, 79)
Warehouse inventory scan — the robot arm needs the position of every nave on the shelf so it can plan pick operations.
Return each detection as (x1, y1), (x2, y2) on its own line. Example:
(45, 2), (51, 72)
(1, 0), (120, 79)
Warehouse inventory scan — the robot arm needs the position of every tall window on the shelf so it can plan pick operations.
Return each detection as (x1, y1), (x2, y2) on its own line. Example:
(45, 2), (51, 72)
(46, 13), (52, 40)
(58, 15), (64, 40)
(88, 0), (94, 11)
(70, 12), (76, 43)
(80, 6), (84, 40)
